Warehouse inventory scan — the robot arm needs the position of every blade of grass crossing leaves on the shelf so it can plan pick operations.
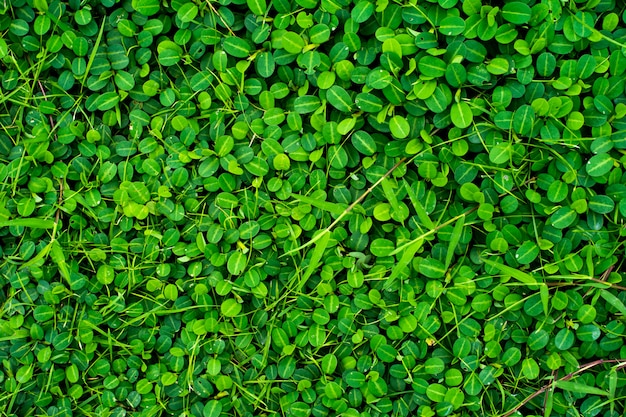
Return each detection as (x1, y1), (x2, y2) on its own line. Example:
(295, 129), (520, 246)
(609, 369), (617, 413)
(282, 158), (406, 257)
(445, 215), (464, 269)
(384, 239), (423, 291)
(555, 381), (609, 396)
(544, 384), (554, 417)
(381, 178), (401, 214)
(290, 193), (346, 216)
(0, 218), (55, 228)
(298, 231), (330, 291)
(480, 257), (539, 288)
(540, 283), (549, 316)
(50, 240), (71, 284)
(599, 290), (626, 316)
(82, 17), (107, 87)
(404, 180), (434, 229)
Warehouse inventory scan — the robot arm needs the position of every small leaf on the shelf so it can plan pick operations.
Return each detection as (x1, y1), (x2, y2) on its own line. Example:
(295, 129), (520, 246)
(351, 130), (377, 155)
(177, 3), (198, 22)
(132, 0), (160, 16)
(247, 0), (267, 15)
(223, 36), (252, 58)
(351, 1), (374, 23)
(203, 400), (223, 417)
(586, 153), (614, 177)
(450, 102), (473, 129)
(326, 85), (353, 113)
(501, 2), (532, 25)
(389, 115), (410, 138)
(227, 251), (247, 275)
(419, 258), (446, 279)
(221, 298), (242, 317)
(282, 31), (305, 54)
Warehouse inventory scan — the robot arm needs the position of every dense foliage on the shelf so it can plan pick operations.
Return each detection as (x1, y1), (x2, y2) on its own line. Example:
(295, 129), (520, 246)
(2, 0), (626, 416)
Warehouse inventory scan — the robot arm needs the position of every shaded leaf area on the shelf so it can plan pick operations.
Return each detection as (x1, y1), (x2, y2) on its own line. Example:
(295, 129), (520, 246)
(1, 0), (626, 417)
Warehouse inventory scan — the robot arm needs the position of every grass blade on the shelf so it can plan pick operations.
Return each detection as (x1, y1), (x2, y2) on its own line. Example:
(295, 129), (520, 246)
(0, 218), (55, 228)
(290, 193), (346, 216)
(404, 180), (434, 229)
(540, 283), (549, 316)
(384, 239), (423, 291)
(381, 178), (400, 214)
(599, 290), (626, 316)
(298, 231), (330, 291)
(556, 380), (608, 396)
(480, 257), (539, 288)
(444, 215), (464, 269)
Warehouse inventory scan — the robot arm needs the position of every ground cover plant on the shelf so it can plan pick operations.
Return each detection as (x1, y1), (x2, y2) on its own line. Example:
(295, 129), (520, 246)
(2, 0), (626, 416)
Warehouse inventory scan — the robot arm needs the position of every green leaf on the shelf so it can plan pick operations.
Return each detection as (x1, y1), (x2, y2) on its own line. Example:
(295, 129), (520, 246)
(572, 11), (594, 38)
(371, 238), (395, 257)
(227, 251), (247, 275)
(515, 241), (539, 264)
(223, 36), (252, 58)
(486, 58), (510, 75)
(157, 40), (183, 66)
(16, 365), (33, 384)
(351, 1), (374, 23)
(586, 153), (614, 177)
(203, 400), (223, 417)
(221, 298), (242, 317)
(389, 115), (410, 138)
(294, 95), (321, 114)
(439, 16), (465, 36)
(351, 130), (377, 155)
(521, 358), (540, 379)
(450, 102), (473, 129)
(419, 258), (446, 279)
(489, 143), (512, 164)
(94, 92), (120, 111)
(132, 0), (161, 16)
(501, 2), (532, 25)
(512, 105), (535, 136)
(326, 85), (353, 113)
(282, 31), (305, 54)
(355, 92), (384, 112)
(177, 3), (198, 22)
(554, 328), (575, 350)
(247, 0), (267, 15)
(549, 207), (578, 229)
(418, 56), (446, 78)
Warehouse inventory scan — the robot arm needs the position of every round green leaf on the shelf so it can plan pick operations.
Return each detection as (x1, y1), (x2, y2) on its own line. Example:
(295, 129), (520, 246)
(501, 2), (532, 25)
(586, 154), (613, 177)
(327, 85), (353, 113)
(351, 130), (377, 155)
(451, 102), (473, 129)
(221, 299), (243, 317)
(389, 115), (410, 138)
(132, 0), (160, 15)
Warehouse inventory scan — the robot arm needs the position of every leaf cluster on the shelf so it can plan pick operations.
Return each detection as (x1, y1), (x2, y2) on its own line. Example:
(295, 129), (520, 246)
(1, 0), (626, 416)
